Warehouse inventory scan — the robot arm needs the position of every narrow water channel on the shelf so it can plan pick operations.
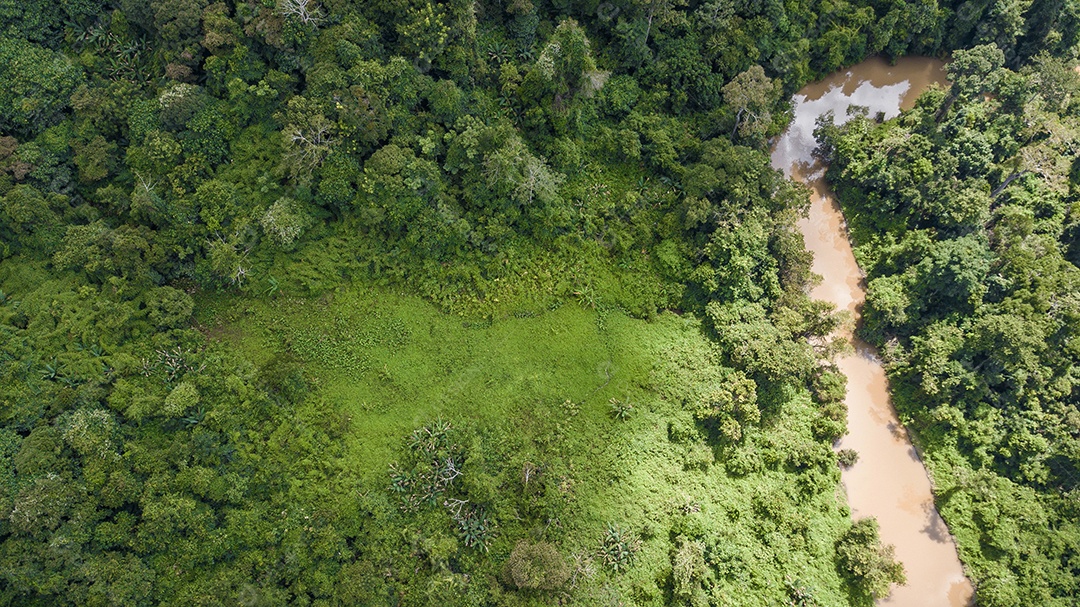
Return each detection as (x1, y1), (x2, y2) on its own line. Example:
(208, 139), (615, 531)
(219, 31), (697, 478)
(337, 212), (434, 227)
(770, 57), (974, 606)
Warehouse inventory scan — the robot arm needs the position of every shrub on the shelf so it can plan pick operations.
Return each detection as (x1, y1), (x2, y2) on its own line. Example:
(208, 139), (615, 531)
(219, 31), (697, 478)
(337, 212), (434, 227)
(784, 575), (822, 606)
(163, 381), (199, 418)
(503, 540), (571, 591)
(598, 524), (640, 573)
(837, 449), (859, 468)
(608, 397), (633, 421)
(671, 535), (706, 600)
(145, 286), (194, 329)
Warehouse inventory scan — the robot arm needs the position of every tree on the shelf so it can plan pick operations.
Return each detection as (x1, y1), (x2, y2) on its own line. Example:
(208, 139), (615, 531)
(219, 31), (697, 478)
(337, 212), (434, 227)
(394, 1), (449, 64)
(260, 196), (312, 248)
(911, 235), (993, 313)
(482, 137), (564, 210)
(277, 0), (324, 27)
(947, 44), (1006, 101)
(520, 19), (607, 108)
(706, 300), (817, 384)
(62, 409), (121, 463)
(862, 273), (914, 342)
(73, 135), (116, 184)
(835, 518), (906, 600)
(281, 99), (334, 181)
(691, 370), (759, 442)
(722, 65), (777, 141)
(145, 286), (195, 329)
(152, 0), (210, 64)
(0, 37), (82, 137)
(628, 0), (688, 52)
(0, 184), (64, 256)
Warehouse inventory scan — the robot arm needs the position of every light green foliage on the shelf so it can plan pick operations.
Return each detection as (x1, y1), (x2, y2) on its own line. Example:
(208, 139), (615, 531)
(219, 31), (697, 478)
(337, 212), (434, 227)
(521, 18), (606, 106)
(163, 381), (199, 418)
(280, 95), (336, 179)
(63, 408), (120, 462)
(260, 196), (313, 248)
(503, 540), (571, 590)
(54, 222), (166, 284)
(692, 371), (759, 442)
(2, 0), (1076, 605)
(671, 535), (706, 600)
(73, 135), (115, 184)
(194, 178), (242, 232)
(722, 65), (778, 141)
(707, 300), (816, 384)
(599, 523), (641, 573)
(482, 136), (565, 210)
(198, 286), (857, 605)
(394, 1), (448, 62)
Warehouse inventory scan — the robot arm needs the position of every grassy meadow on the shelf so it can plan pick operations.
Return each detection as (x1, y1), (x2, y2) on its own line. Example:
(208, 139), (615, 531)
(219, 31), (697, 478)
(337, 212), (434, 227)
(196, 285), (855, 605)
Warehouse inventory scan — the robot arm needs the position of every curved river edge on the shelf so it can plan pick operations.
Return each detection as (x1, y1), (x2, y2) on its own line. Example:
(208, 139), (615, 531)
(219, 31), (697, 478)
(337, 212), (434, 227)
(770, 57), (974, 607)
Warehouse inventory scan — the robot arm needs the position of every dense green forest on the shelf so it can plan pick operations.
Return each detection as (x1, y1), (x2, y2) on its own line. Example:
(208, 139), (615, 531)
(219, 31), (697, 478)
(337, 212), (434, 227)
(0, 0), (1077, 605)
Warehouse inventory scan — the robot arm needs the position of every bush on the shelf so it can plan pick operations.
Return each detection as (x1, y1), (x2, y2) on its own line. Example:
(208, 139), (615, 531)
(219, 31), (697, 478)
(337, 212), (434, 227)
(145, 286), (194, 329)
(671, 535), (706, 600)
(598, 524), (640, 573)
(503, 540), (571, 591)
(608, 397), (633, 421)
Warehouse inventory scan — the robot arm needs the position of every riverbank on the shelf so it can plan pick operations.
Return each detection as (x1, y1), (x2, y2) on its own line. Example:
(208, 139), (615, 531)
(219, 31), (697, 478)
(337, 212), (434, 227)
(771, 56), (973, 607)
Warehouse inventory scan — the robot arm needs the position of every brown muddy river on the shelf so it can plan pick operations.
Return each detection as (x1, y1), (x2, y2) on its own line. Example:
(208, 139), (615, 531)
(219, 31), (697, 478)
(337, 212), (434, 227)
(771, 57), (974, 606)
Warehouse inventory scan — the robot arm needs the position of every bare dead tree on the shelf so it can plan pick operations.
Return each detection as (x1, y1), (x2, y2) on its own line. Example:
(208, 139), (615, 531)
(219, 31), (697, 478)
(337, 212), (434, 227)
(438, 456), (463, 487)
(443, 498), (469, 519)
(277, 0), (325, 26)
(522, 461), (540, 486)
(284, 116), (334, 177)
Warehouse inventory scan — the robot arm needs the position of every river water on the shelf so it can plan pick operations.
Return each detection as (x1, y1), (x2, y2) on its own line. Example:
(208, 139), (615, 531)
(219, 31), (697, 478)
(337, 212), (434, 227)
(770, 57), (974, 606)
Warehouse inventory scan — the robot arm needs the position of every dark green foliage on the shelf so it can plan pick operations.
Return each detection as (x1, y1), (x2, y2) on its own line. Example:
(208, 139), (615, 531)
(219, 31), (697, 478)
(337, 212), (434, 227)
(837, 449), (859, 468)
(835, 518), (906, 601)
(785, 575), (823, 606)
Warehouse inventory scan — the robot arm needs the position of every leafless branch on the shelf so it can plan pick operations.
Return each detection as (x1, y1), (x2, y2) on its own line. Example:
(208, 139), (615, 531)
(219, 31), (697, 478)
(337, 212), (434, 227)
(277, 0), (324, 26)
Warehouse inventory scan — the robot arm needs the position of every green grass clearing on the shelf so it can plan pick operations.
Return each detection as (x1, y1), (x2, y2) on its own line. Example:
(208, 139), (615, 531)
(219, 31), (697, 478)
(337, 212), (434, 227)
(198, 284), (858, 605)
